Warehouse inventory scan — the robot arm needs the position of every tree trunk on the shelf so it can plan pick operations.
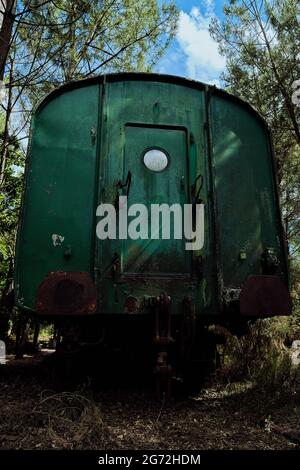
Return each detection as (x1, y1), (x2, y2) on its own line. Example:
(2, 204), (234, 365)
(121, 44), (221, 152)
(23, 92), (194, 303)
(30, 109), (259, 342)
(0, 257), (14, 342)
(33, 321), (40, 350)
(0, 57), (13, 188)
(0, 0), (15, 81)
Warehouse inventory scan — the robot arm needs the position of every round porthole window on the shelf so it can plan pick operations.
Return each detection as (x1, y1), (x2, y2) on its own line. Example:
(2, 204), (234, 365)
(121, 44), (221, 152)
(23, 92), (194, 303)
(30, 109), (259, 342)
(143, 148), (169, 172)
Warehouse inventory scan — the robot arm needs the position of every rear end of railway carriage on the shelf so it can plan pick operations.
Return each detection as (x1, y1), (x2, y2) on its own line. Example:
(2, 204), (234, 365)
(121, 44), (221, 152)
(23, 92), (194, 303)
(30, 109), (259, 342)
(14, 73), (292, 387)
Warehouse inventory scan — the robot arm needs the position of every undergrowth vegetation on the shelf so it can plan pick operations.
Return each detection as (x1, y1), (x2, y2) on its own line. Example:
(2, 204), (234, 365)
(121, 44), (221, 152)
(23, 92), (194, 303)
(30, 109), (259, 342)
(217, 313), (300, 406)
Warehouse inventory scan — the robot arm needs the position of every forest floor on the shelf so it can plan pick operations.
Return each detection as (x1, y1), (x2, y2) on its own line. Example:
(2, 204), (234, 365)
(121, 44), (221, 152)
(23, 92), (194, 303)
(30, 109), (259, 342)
(0, 350), (300, 450)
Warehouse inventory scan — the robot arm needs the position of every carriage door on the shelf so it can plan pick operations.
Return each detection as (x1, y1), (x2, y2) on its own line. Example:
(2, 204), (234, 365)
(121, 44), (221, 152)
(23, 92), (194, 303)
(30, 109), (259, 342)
(121, 125), (190, 276)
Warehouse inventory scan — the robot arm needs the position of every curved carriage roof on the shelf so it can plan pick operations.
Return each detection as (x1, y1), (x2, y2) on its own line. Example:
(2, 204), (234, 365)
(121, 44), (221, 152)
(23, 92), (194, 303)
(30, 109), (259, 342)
(36, 72), (268, 129)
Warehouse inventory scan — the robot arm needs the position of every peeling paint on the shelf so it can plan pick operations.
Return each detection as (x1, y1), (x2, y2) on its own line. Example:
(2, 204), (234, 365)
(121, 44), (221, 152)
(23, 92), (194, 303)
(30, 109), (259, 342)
(52, 234), (64, 247)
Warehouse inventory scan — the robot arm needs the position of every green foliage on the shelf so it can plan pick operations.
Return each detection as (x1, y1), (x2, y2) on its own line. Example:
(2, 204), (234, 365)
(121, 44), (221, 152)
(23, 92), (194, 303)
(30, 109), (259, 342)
(16, 0), (178, 92)
(38, 323), (54, 342)
(282, 147), (300, 262)
(0, 112), (25, 293)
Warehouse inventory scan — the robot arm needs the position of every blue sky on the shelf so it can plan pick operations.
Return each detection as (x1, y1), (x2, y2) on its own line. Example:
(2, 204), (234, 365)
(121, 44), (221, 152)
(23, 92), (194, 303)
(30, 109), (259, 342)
(156, 0), (226, 87)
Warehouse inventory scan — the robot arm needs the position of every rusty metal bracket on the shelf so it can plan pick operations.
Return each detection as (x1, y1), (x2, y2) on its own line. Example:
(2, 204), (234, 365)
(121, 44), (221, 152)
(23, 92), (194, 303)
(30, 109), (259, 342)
(36, 271), (97, 315)
(240, 275), (292, 317)
(153, 292), (174, 397)
(154, 292), (173, 346)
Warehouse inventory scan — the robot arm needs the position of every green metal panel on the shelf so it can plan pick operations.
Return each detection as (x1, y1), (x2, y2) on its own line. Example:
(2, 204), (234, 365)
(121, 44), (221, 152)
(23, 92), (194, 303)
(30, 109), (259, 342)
(96, 80), (213, 315)
(15, 85), (100, 311)
(210, 94), (286, 288)
(123, 126), (189, 274)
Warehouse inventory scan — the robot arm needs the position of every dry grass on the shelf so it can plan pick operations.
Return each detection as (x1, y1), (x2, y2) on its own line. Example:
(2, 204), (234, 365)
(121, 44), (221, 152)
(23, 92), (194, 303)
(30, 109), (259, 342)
(215, 319), (300, 402)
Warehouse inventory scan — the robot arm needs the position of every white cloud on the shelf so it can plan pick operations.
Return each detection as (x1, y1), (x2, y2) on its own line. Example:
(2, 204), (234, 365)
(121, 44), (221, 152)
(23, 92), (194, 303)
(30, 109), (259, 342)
(176, 1), (226, 86)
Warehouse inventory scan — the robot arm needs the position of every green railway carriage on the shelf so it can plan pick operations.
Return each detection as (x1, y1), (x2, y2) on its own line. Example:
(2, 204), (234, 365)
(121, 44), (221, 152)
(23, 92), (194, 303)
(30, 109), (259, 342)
(14, 73), (292, 386)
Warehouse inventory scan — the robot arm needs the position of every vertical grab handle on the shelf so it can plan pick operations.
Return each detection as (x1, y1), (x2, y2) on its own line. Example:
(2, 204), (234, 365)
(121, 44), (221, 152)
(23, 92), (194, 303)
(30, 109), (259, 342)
(191, 174), (204, 230)
(117, 170), (132, 197)
(191, 174), (203, 204)
(114, 170), (132, 209)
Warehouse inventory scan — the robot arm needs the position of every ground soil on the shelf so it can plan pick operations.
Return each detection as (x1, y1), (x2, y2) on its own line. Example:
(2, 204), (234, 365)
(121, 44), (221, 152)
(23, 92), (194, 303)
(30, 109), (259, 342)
(0, 351), (299, 450)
